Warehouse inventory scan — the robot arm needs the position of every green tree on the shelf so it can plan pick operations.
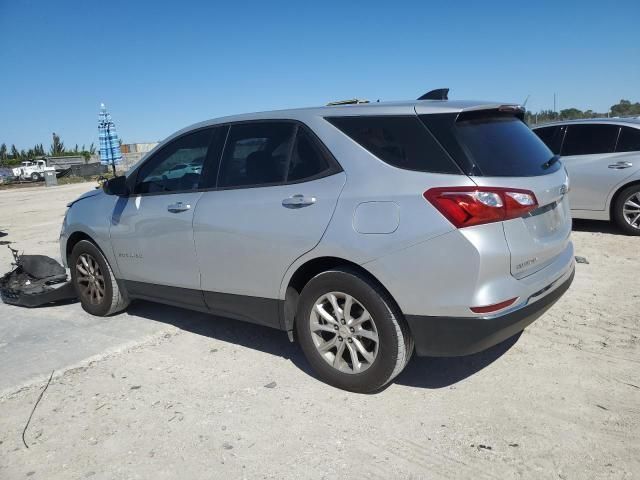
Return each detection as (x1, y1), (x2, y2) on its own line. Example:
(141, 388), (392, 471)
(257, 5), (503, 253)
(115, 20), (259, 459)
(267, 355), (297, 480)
(0, 143), (7, 161)
(34, 143), (45, 156)
(610, 99), (640, 117)
(50, 132), (65, 156)
(559, 108), (584, 120)
(10, 144), (19, 159)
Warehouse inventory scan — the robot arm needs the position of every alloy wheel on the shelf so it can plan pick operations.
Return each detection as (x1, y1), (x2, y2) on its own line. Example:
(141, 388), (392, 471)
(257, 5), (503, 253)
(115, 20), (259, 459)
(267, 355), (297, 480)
(309, 292), (379, 374)
(623, 192), (640, 230)
(75, 253), (105, 305)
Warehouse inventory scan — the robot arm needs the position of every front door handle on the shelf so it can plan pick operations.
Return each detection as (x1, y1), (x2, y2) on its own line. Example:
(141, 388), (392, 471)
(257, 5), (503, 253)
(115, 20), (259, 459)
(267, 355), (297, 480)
(608, 161), (633, 169)
(282, 194), (316, 208)
(167, 202), (191, 213)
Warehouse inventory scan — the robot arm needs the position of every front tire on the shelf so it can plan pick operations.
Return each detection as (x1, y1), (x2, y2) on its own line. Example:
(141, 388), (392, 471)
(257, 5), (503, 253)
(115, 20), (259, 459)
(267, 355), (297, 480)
(613, 185), (640, 236)
(69, 240), (129, 316)
(295, 267), (413, 393)
(31, 172), (40, 182)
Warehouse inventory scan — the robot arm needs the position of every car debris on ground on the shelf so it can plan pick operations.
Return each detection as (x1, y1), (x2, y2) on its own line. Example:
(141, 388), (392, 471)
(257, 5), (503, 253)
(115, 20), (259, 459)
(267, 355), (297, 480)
(0, 246), (76, 307)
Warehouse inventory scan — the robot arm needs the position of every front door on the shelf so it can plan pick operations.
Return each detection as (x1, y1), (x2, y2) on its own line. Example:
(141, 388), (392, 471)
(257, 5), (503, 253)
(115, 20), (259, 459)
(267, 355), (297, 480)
(109, 127), (223, 307)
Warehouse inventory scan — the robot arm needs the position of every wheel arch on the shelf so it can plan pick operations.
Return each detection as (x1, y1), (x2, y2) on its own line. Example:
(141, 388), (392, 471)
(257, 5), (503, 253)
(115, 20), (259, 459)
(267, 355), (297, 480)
(281, 256), (401, 333)
(65, 229), (122, 278)
(66, 231), (96, 261)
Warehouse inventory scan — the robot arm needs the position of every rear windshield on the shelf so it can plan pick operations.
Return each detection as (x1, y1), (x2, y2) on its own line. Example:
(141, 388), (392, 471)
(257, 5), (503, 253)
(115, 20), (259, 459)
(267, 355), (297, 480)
(420, 112), (560, 177)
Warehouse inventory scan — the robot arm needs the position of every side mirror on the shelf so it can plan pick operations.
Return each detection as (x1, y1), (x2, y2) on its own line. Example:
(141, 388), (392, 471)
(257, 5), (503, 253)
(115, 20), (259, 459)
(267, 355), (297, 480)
(103, 176), (129, 196)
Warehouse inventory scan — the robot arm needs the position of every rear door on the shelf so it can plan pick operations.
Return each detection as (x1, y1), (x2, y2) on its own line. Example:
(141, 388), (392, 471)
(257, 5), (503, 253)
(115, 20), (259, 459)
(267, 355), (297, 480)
(420, 110), (571, 279)
(193, 121), (345, 327)
(560, 123), (628, 211)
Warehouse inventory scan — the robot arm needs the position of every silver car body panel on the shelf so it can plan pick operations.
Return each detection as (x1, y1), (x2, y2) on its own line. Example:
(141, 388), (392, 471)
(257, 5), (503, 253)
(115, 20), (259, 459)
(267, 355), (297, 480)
(193, 172), (346, 300)
(60, 190), (120, 275)
(109, 192), (205, 290)
(562, 151), (640, 212)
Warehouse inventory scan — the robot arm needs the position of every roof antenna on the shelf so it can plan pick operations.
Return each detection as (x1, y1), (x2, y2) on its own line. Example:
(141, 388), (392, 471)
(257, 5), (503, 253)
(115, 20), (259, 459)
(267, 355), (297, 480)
(418, 88), (449, 101)
(522, 94), (530, 108)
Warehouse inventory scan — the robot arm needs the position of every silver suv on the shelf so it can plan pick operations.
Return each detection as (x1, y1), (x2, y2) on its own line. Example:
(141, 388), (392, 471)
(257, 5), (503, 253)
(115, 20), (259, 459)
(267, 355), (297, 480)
(61, 95), (575, 392)
(533, 118), (640, 235)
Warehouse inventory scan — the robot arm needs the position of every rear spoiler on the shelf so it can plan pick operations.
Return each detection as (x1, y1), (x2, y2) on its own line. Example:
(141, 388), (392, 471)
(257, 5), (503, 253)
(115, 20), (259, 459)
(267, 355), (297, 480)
(457, 105), (525, 122)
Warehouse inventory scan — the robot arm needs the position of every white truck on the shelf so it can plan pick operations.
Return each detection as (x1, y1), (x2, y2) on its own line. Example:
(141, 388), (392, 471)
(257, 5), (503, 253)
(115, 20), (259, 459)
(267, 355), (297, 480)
(12, 160), (56, 182)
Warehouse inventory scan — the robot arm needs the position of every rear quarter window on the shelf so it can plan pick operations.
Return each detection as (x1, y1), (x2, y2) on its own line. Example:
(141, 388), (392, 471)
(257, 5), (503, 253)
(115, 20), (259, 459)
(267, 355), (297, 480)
(325, 116), (460, 174)
(616, 126), (640, 152)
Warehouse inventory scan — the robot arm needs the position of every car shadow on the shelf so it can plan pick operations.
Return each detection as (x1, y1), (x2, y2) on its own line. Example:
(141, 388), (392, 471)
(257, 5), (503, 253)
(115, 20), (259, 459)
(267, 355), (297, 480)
(125, 300), (317, 377)
(572, 219), (624, 235)
(393, 333), (521, 389)
(125, 300), (521, 391)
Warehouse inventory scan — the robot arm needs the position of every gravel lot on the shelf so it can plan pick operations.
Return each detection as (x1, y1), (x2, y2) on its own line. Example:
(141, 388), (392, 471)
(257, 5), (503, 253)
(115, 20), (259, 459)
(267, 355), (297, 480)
(0, 183), (638, 479)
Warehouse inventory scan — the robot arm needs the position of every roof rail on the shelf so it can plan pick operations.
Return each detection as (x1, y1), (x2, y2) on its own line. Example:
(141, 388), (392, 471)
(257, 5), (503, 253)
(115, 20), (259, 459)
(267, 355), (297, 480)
(326, 98), (370, 106)
(418, 88), (449, 101)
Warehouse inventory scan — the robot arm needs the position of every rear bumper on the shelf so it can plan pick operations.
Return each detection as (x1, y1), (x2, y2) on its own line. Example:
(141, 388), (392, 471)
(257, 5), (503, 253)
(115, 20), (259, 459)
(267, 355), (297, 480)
(406, 266), (575, 357)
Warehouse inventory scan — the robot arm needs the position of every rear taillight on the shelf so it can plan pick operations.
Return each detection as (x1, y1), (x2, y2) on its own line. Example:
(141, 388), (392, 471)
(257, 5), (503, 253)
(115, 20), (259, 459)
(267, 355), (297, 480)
(424, 187), (538, 228)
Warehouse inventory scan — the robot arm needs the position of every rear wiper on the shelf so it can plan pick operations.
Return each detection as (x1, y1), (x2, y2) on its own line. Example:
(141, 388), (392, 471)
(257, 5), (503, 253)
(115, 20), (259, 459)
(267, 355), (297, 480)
(541, 155), (560, 170)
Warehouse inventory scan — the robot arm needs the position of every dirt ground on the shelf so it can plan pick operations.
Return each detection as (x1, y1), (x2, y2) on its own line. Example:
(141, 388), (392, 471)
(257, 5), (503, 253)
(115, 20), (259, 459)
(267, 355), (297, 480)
(0, 183), (638, 479)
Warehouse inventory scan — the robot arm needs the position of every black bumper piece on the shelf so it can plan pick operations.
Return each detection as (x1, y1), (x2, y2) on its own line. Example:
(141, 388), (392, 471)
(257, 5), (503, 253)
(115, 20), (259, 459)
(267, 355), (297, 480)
(406, 269), (575, 357)
(1, 281), (77, 307)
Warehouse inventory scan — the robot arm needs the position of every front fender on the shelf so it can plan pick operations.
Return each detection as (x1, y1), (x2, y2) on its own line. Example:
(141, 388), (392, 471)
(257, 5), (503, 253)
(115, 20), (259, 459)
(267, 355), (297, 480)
(62, 193), (121, 277)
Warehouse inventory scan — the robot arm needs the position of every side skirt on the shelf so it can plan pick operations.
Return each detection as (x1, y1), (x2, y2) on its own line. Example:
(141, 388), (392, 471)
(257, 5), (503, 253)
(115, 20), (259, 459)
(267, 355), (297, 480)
(571, 209), (609, 221)
(123, 280), (283, 329)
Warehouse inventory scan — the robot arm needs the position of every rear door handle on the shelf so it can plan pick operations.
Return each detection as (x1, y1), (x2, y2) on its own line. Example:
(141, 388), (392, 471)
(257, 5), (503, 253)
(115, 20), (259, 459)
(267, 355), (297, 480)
(282, 194), (316, 208)
(608, 161), (633, 169)
(167, 202), (191, 213)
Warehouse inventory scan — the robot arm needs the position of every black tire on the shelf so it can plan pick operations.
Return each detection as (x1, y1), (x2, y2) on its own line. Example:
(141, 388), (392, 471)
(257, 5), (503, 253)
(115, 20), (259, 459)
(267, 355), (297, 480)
(31, 172), (40, 181)
(69, 240), (129, 316)
(295, 267), (413, 393)
(612, 184), (640, 236)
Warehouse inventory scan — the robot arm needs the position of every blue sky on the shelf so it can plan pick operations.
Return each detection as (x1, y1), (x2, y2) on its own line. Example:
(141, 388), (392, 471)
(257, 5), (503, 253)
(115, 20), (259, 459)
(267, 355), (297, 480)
(1, 0), (638, 150)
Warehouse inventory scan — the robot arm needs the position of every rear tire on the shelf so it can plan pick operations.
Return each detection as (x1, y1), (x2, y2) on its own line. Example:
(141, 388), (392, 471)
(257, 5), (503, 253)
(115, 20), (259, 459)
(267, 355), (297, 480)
(613, 185), (640, 236)
(295, 267), (413, 393)
(69, 240), (129, 316)
(31, 172), (40, 182)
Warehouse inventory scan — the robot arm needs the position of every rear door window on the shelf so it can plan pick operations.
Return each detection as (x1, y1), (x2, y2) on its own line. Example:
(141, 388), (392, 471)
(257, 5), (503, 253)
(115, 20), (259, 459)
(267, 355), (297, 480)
(616, 126), (640, 152)
(217, 123), (295, 188)
(534, 125), (565, 155)
(561, 124), (619, 156)
(325, 116), (459, 174)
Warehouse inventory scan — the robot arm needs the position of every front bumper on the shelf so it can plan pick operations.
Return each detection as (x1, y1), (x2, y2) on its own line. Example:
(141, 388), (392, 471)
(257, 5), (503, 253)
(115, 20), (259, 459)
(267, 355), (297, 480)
(406, 266), (575, 357)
